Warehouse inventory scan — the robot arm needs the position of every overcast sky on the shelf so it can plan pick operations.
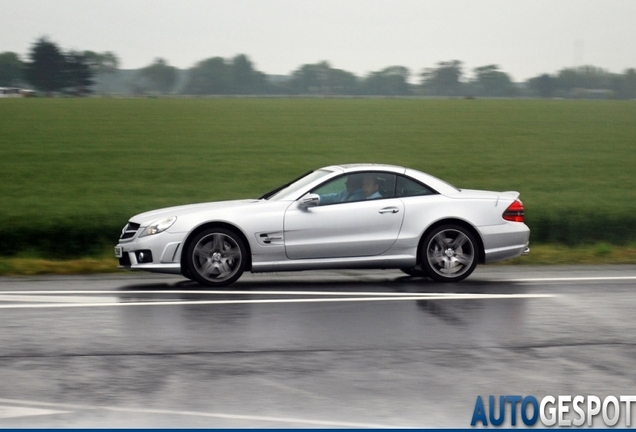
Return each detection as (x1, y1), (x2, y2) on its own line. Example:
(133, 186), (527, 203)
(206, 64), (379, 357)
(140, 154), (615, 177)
(3, 0), (636, 82)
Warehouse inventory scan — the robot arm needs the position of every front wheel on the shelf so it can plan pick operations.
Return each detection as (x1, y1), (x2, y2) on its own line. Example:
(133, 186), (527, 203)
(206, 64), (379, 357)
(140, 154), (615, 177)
(421, 225), (478, 283)
(185, 228), (247, 287)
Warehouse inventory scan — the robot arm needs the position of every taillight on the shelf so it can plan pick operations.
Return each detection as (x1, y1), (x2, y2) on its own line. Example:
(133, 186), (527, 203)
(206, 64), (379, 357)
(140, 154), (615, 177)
(503, 200), (525, 222)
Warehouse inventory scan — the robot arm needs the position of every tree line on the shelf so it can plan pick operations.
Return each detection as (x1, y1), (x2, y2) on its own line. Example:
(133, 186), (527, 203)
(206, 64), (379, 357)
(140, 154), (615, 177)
(2, 37), (636, 99)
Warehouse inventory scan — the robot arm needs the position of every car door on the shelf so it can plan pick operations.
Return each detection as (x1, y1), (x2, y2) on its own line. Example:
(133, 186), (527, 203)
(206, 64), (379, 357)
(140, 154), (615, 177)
(283, 172), (405, 260)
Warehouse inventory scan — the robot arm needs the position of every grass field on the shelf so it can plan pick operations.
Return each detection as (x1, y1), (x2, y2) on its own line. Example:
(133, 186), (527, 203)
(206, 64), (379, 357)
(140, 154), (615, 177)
(1, 98), (635, 259)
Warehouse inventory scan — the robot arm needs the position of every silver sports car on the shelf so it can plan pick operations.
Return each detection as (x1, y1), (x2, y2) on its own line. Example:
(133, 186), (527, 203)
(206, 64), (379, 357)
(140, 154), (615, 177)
(115, 164), (529, 286)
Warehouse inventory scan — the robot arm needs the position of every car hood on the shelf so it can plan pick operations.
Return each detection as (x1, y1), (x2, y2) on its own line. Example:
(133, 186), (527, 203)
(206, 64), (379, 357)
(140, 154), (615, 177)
(130, 199), (261, 226)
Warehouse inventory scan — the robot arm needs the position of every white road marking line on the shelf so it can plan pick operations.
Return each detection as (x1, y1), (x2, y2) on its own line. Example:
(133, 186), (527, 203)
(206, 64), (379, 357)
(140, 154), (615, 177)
(0, 290), (482, 296)
(0, 293), (554, 309)
(0, 405), (70, 419)
(505, 276), (636, 282)
(0, 295), (115, 303)
(0, 397), (394, 428)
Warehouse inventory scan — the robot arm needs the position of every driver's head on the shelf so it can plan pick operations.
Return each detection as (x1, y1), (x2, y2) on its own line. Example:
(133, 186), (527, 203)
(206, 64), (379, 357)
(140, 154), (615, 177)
(362, 174), (379, 197)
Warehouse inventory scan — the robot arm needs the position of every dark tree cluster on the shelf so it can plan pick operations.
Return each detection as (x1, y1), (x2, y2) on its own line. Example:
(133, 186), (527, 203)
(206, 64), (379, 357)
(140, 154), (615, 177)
(182, 54), (267, 95)
(0, 52), (23, 87)
(0, 37), (119, 95)
(132, 58), (178, 95)
(2, 37), (636, 99)
(282, 62), (412, 96)
(26, 38), (92, 95)
(527, 66), (636, 99)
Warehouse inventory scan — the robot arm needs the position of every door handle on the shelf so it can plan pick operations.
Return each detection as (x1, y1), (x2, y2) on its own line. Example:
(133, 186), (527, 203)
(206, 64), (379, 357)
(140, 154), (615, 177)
(379, 207), (400, 214)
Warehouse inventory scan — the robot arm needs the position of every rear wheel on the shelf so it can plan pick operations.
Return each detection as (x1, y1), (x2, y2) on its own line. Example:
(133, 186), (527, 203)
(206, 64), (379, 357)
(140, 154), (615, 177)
(421, 225), (477, 282)
(185, 228), (246, 287)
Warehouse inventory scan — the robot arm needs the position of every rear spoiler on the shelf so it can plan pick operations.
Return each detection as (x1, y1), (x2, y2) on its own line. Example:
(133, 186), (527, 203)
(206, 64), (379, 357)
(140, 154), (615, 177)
(496, 191), (520, 207)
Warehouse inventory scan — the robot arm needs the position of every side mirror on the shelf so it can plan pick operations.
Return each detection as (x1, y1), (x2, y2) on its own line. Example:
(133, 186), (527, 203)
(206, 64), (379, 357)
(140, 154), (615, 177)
(299, 193), (320, 208)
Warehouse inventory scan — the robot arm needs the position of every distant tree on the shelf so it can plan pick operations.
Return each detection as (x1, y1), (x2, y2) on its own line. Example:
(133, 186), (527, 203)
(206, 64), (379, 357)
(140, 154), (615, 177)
(605, 68), (636, 100)
(554, 68), (580, 94)
(182, 57), (231, 95)
(25, 37), (68, 94)
(361, 66), (411, 96)
(325, 67), (358, 94)
(23, 37), (96, 95)
(230, 54), (266, 94)
(81, 51), (120, 94)
(181, 54), (270, 95)
(290, 61), (357, 95)
(527, 74), (557, 98)
(291, 62), (328, 93)
(420, 60), (464, 96)
(137, 58), (177, 94)
(64, 51), (94, 95)
(0, 52), (24, 86)
(82, 51), (119, 75)
(623, 68), (636, 99)
(525, 66), (636, 99)
(555, 65), (611, 97)
(471, 65), (515, 97)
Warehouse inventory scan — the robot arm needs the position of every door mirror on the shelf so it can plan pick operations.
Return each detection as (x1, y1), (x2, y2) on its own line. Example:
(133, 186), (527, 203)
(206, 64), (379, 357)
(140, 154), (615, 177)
(299, 193), (320, 208)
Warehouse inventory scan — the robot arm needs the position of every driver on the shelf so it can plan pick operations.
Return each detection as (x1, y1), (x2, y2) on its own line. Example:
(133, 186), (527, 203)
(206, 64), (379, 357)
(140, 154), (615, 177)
(362, 174), (382, 199)
(319, 174), (364, 204)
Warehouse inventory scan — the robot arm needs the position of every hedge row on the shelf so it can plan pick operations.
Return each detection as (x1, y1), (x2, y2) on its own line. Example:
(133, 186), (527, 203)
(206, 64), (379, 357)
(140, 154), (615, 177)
(0, 211), (633, 259)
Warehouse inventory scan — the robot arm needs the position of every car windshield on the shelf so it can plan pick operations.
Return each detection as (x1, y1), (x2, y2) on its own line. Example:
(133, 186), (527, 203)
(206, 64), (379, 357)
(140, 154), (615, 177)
(264, 169), (333, 201)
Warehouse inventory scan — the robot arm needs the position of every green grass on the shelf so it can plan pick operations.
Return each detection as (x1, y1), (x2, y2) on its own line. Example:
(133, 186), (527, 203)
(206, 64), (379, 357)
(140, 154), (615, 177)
(1, 98), (635, 258)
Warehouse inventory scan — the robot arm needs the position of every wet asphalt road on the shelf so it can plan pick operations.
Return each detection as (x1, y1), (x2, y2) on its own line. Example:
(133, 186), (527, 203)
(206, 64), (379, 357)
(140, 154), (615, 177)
(1, 265), (636, 428)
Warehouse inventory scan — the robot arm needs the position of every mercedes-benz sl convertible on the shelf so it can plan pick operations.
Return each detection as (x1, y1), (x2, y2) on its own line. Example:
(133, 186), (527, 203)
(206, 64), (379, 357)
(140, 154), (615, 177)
(115, 164), (529, 286)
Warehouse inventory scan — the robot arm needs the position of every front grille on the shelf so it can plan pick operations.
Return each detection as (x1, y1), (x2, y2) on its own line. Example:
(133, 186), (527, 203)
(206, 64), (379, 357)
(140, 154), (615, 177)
(120, 222), (140, 240)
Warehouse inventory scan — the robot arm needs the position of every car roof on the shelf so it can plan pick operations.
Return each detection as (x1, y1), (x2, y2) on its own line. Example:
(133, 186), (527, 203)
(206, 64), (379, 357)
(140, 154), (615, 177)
(320, 163), (459, 194)
(323, 163), (407, 174)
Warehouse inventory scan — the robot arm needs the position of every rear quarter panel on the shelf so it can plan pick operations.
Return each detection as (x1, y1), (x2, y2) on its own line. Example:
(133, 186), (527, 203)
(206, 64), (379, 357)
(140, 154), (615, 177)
(396, 193), (528, 259)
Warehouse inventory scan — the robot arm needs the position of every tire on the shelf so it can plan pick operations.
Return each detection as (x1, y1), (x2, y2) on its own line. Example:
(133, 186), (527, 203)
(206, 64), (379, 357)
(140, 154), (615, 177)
(421, 224), (478, 283)
(181, 267), (194, 281)
(400, 266), (429, 277)
(185, 228), (247, 287)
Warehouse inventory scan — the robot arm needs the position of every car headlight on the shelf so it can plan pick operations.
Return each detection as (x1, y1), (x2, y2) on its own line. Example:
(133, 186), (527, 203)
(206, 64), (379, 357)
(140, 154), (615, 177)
(139, 216), (177, 237)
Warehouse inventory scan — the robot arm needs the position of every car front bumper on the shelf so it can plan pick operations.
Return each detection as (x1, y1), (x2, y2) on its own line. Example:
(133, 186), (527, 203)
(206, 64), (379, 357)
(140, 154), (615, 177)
(115, 231), (185, 275)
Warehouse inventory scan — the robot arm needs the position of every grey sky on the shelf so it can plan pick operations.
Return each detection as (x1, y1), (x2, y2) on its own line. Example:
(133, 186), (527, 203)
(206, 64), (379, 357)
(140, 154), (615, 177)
(3, 0), (636, 82)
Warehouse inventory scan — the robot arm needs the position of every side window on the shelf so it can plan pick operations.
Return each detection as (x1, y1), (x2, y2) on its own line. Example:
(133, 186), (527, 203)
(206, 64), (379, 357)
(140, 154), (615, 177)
(312, 176), (350, 205)
(311, 172), (397, 205)
(369, 172), (396, 200)
(396, 175), (436, 197)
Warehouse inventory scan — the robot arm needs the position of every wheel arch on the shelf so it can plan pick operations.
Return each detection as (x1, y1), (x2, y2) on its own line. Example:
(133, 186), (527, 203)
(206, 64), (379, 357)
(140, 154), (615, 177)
(180, 221), (253, 273)
(417, 218), (485, 265)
